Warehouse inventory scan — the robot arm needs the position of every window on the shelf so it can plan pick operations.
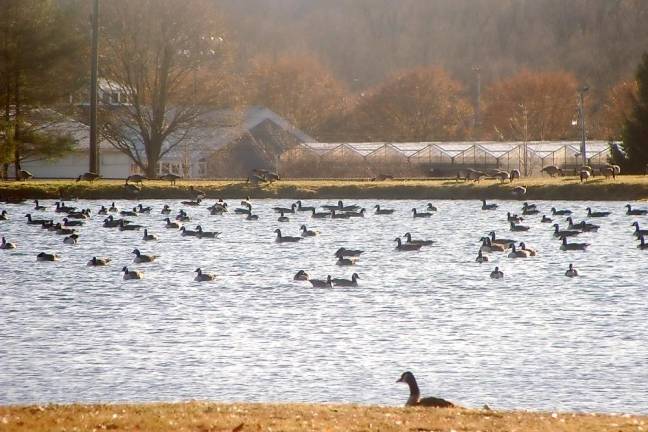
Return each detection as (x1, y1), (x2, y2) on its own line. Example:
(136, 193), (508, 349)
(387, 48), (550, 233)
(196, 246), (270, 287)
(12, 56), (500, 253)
(198, 162), (207, 176)
(171, 163), (180, 174)
(161, 163), (170, 174)
(111, 92), (119, 104)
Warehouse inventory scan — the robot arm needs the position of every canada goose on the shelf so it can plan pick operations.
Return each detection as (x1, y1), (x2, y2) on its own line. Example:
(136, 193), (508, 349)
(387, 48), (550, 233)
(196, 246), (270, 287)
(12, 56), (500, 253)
(395, 237), (422, 251)
(159, 172), (181, 185)
(560, 237), (590, 251)
(512, 186), (527, 198)
(331, 209), (351, 219)
(506, 212), (523, 223)
(510, 169), (521, 182)
(55, 202), (76, 213)
(490, 266), (504, 279)
(586, 207), (611, 218)
(426, 203), (438, 212)
(1, 237), (16, 249)
(126, 174), (147, 185)
(161, 204), (172, 214)
(66, 209), (90, 220)
(181, 198), (202, 207)
(274, 229), (302, 243)
(273, 203), (296, 214)
(631, 222), (648, 238)
(480, 237), (506, 253)
(41, 221), (54, 229)
(522, 206), (539, 216)
(309, 275), (332, 288)
(143, 229), (159, 241)
(335, 247), (363, 258)
(566, 217), (599, 232)
(137, 203), (152, 213)
(551, 207), (572, 216)
(37, 252), (59, 262)
(188, 185), (205, 200)
(194, 268), (216, 282)
(195, 225), (220, 238)
(519, 242), (537, 256)
(322, 202), (342, 211)
(278, 211), (290, 222)
(336, 256), (357, 266)
(246, 213), (259, 221)
(412, 208), (432, 218)
(103, 215), (125, 228)
(119, 219), (142, 231)
(403, 232), (434, 246)
(374, 204), (395, 215)
(294, 270), (309, 281)
(396, 371), (455, 408)
(124, 183), (141, 194)
(63, 234), (79, 245)
(311, 208), (331, 219)
(296, 200), (315, 212)
(120, 208), (138, 217)
(132, 248), (158, 263)
(210, 203), (228, 215)
(475, 250), (488, 263)
(510, 221), (530, 232)
(122, 266), (143, 280)
(25, 213), (50, 225)
(19, 169), (33, 180)
(108, 202), (118, 212)
(332, 273), (360, 287)
(54, 224), (75, 235)
(165, 217), (181, 229)
(481, 199), (498, 210)
(508, 244), (530, 258)
(0, 210), (7, 220)
(553, 224), (580, 238)
(565, 263), (579, 277)
(626, 204), (648, 215)
(579, 170), (591, 183)
(62, 217), (84, 227)
(541, 165), (563, 177)
(300, 225), (319, 237)
(541, 215), (553, 223)
(98, 205), (108, 215)
(337, 200), (361, 211)
(638, 235), (648, 250)
(175, 210), (191, 222)
(76, 172), (101, 182)
(345, 208), (366, 217)
(87, 256), (111, 266)
(180, 226), (199, 236)
(234, 206), (252, 215)
(33, 200), (46, 211)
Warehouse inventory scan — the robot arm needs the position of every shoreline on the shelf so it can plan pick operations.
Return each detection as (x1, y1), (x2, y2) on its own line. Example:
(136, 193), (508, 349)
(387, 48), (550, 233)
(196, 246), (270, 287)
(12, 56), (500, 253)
(0, 402), (645, 432)
(2, 176), (648, 201)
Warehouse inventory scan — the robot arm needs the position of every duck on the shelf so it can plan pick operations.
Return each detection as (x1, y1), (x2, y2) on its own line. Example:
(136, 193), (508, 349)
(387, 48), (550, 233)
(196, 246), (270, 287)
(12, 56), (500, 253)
(122, 266), (143, 280)
(25, 213), (51, 225)
(33, 200), (46, 211)
(396, 371), (455, 408)
(426, 203), (438, 212)
(295, 200), (315, 212)
(374, 204), (395, 215)
(412, 208), (432, 218)
(332, 273), (360, 287)
(278, 211), (290, 222)
(143, 229), (159, 241)
(335, 247), (363, 258)
(541, 215), (553, 223)
(403, 232), (434, 246)
(194, 268), (216, 282)
(510, 221), (530, 232)
(165, 217), (181, 229)
(274, 229), (302, 243)
(631, 222), (648, 238)
(132, 248), (158, 263)
(1, 237), (16, 249)
(196, 225), (220, 238)
(87, 256), (111, 266)
(480, 237), (506, 253)
(560, 237), (590, 251)
(108, 202), (118, 212)
(293, 270), (309, 281)
(565, 263), (579, 277)
(309, 275), (332, 288)
(311, 208), (331, 219)
(180, 226), (199, 236)
(551, 207), (572, 216)
(62, 217), (84, 227)
(586, 207), (611, 218)
(161, 204), (172, 214)
(119, 219), (142, 231)
(336, 256), (357, 266)
(626, 204), (648, 215)
(508, 244), (530, 258)
(566, 217), (600, 232)
(331, 209), (351, 219)
(0, 210), (8, 220)
(481, 199), (498, 210)
(300, 225), (319, 237)
(553, 224), (580, 238)
(638, 235), (648, 250)
(490, 266), (504, 279)
(395, 237), (422, 251)
(519, 242), (537, 256)
(272, 203), (296, 214)
(507, 212), (523, 223)
(63, 234), (79, 245)
(475, 250), (488, 263)
(37, 252), (60, 262)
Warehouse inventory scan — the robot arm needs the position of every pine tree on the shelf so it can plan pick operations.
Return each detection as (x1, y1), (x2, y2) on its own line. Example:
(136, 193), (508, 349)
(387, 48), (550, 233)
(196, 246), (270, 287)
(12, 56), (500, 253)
(621, 52), (648, 173)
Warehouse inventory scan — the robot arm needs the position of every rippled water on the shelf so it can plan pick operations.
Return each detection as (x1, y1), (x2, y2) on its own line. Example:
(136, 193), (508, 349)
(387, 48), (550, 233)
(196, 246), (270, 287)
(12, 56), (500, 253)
(1, 198), (647, 413)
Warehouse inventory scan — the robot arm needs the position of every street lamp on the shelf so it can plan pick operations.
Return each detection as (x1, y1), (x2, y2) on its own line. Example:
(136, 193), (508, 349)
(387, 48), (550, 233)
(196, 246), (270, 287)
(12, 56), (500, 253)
(578, 85), (589, 165)
(89, 0), (100, 175)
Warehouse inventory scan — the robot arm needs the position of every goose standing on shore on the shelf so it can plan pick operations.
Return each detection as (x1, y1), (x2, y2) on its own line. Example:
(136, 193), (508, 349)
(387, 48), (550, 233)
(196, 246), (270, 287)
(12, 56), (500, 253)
(396, 371), (455, 408)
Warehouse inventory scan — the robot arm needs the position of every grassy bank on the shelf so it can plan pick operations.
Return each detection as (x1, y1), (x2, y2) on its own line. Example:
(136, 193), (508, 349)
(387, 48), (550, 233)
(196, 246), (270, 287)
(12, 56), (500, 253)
(2, 176), (648, 201)
(0, 402), (645, 432)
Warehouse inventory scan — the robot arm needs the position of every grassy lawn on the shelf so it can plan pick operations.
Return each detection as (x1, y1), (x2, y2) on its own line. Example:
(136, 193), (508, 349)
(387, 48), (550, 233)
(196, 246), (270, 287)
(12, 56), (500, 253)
(0, 402), (645, 432)
(2, 176), (648, 200)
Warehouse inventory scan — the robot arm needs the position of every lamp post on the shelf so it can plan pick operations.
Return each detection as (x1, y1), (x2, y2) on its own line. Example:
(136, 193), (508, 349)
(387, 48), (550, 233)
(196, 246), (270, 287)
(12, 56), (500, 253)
(578, 85), (589, 165)
(472, 66), (481, 132)
(89, 0), (100, 174)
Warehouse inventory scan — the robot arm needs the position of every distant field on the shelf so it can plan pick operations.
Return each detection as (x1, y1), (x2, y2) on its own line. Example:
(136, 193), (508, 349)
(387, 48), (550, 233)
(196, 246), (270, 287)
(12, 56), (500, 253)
(2, 176), (648, 200)
(0, 402), (646, 432)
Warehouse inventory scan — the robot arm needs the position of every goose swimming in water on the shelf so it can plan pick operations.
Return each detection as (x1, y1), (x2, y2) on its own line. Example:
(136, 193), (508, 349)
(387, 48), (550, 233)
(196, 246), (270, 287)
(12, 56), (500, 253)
(336, 256), (357, 266)
(309, 275), (332, 288)
(246, 213), (259, 221)
(87, 256), (111, 266)
(278, 211), (290, 222)
(295, 200), (315, 212)
(481, 199), (498, 210)
(274, 229), (302, 243)
(25, 213), (51, 225)
(480, 237), (506, 253)
(300, 225), (319, 237)
(180, 226), (199, 236)
(63, 217), (84, 227)
(335, 247), (363, 258)
(161, 204), (172, 214)
(637, 235), (648, 250)
(553, 224), (580, 238)
(565, 263), (579, 277)
(54, 223), (75, 235)
(37, 252), (60, 262)
(631, 222), (648, 238)
(132, 248), (158, 263)
(541, 215), (553, 223)
(122, 266), (143, 280)
(1, 237), (16, 249)
(412, 208), (432, 218)
(519, 242), (537, 256)
(507, 212), (524, 223)
(143, 229), (159, 241)
(63, 234), (79, 245)
(475, 250), (488, 263)
(426, 203), (438, 212)
(196, 225), (220, 238)
(508, 244), (530, 258)
(332, 273), (360, 287)
(403, 232), (434, 246)
(566, 217), (599, 232)
(194, 268), (216, 282)
(119, 219), (142, 231)
(586, 207), (611, 218)
(522, 202), (539, 215)
(510, 221), (530, 232)
(396, 371), (455, 408)
(374, 205), (395, 215)
(103, 215), (125, 228)
(551, 207), (572, 216)
(272, 203), (296, 214)
(345, 208), (365, 217)
(108, 202), (118, 212)
(331, 209), (351, 219)
(165, 218), (181, 229)
(294, 270), (309, 281)
(311, 208), (331, 219)
(490, 266), (504, 279)
(626, 204), (648, 215)
(0, 210), (8, 220)
(395, 237), (422, 251)
(33, 200), (46, 211)
(560, 237), (590, 251)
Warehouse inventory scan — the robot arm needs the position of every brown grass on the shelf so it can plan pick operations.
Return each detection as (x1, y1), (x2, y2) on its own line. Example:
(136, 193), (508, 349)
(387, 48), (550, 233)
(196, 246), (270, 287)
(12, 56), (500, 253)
(0, 402), (645, 432)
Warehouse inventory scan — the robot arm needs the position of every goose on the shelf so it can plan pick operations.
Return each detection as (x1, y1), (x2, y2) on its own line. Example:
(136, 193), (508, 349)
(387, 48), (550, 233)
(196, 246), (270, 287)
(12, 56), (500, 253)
(522, 207), (539, 216)
(1, 237), (16, 249)
(510, 221), (530, 232)
(403, 232), (434, 246)
(25, 213), (50, 225)
(55, 224), (75, 235)
(122, 266), (143, 280)
(565, 263), (579, 277)
(626, 204), (648, 215)
(98, 205), (108, 215)
(553, 224), (580, 238)
(480, 237), (506, 253)
(159, 172), (181, 185)
(108, 202), (118, 212)
(426, 203), (438, 212)
(132, 248), (158, 263)
(33, 200), (46, 211)
(551, 207), (572, 216)
(331, 209), (351, 219)
(293, 270), (309, 281)
(66, 209), (90, 220)
(395, 237), (422, 251)
(311, 208), (331, 219)
(120, 208), (138, 217)
(396, 371), (455, 408)
(137, 203), (152, 213)
(481, 199), (498, 210)
(181, 198), (202, 207)
(586, 207), (611, 218)
(194, 268), (216, 282)
(309, 275), (332, 288)
(77, 172), (101, 182)
(41, 221), (54, 229)
(296, 200), (315, 212)
(165, 217), (181, 229)
(161, 204), (172, 214)
(180, 226), (199, 236)
(246, 213), (259, 220)
(0, 210), (7, 220)
(631, 222), (648, 238)
(579, 170), (591, 183)
(278, 211), (290, 222)
(300, 225), (319, 237)
(103, 215), (126, 228)
(412, 208), (432, 218)
(87, 256), (111, 266)
(195, 225), (219, 238)
(345, 208), (366, 217)
(322, 202), (342, 211)
(332, 273), (360, 287)
(274, 229), (302, 243)
(124, 183), (141, 194)
(234, 206), (252, 215)
(560, 237), (590, 251)
(519, 242), (537, 256)
(176, 210), (191, 222)
(188, 185), (206, 199)
(19, 169), (33, 180)
(566, 217), (599, 232)
(336, 256), (357, 266)
(638, 235), (648, 250)
(335, 247), (363, 258)
(486, 233), (515, 246)
(126, 174), (147, 185)
(512, 186), (527, 198)
(119, 219), (142, 231)
(37, 252), (59, 262)
(508, 244), (530, 258)
(522, 202), (537, 211)
(143, 229), (159, 241)
(374, 205), (395, 215)
(475, 250), (488, 263)
(338, 200), (361, 211)
(490, 266), (504, 279)
(63, 234), (79, 245)
(55, 202), (76, 213)
(506, 212), (524, 223)
(272, 203), (296, 214)
(62, 217), (84, 227)
(208, 201), (228, 214)
(541, 215), (553, 223)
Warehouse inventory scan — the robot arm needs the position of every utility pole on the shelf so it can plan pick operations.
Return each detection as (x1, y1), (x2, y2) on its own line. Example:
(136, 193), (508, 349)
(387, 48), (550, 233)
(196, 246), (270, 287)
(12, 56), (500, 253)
(579, 85), (589, 165)
(472, 66), (481, 134)
(89, 0), (100, 174)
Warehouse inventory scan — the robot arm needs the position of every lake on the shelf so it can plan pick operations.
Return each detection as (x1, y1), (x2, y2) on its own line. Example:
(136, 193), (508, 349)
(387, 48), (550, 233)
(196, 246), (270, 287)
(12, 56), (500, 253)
(1, 198), (646, 413)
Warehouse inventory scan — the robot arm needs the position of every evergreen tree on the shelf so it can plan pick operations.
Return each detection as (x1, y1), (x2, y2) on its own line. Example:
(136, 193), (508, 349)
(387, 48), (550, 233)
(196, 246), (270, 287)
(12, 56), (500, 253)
(621, 52), (648, 173)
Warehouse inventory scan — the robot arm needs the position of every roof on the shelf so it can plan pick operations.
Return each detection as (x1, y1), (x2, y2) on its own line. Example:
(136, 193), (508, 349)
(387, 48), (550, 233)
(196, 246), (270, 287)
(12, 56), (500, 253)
(27, 109), (115, 152)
